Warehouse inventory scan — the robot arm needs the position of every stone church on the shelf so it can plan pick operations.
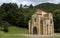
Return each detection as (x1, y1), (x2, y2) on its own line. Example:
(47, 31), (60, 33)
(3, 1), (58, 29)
(28, 9), (54, 35)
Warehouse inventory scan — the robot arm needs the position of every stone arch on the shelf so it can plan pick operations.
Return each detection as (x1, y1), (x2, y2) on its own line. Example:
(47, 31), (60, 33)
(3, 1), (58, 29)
(33, 26), (37, 34)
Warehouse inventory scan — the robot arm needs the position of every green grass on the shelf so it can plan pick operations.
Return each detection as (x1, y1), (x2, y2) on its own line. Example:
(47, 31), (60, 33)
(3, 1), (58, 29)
(8, 26), (28, 34)
(0, 26), (28, 34)
(0, 26), (29, 38)
(0, 34), (2, 38)
(2, 35), (28, 38)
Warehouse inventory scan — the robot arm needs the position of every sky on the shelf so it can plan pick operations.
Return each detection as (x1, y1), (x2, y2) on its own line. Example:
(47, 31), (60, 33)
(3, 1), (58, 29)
(0, 0), (60, 6)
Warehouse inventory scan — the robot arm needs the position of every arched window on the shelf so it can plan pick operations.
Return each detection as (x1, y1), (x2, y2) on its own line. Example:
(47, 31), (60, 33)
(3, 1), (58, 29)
(40, 19), (43, 25)
(50, 19), (52, 24)
(35, 18), (36, 22)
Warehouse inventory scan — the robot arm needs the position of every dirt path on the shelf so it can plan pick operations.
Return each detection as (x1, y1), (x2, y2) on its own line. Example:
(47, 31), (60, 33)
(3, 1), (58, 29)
(2, 34), (54, 38)
(2, 33), (60, 38)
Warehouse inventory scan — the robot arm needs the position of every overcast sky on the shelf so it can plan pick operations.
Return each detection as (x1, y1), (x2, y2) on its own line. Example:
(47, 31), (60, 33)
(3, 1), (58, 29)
(0, 0), (60, 6)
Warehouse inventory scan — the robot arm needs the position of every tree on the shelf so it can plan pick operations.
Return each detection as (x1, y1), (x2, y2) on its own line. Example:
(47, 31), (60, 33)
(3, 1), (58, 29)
(3, 21), (10, 32)
(20, 4), (23, 9)
(29, 4), (33, 8)
(54, 9), (60, 32)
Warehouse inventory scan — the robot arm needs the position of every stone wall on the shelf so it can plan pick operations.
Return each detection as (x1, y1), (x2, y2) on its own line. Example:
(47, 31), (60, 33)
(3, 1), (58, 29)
(28, 9), (54, 35)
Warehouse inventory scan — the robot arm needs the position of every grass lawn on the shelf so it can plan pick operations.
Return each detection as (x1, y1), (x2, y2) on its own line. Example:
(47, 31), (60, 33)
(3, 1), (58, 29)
(2, 36), (27, 38)
(0, 26), (28, 34)
(0, 26), (29, 38)
(8, 26), (28, 34)
(2, 35), (28, 38)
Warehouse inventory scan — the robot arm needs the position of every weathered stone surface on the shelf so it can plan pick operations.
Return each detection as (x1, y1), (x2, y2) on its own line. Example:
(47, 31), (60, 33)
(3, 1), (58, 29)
(28, 9), (54, 35)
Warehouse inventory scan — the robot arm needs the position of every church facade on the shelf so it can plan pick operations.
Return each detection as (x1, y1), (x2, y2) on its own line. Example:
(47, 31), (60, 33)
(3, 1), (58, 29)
(28, 9), (54, 35)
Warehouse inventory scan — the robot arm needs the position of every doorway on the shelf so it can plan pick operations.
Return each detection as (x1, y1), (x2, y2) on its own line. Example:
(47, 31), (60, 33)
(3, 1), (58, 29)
(33, 27), (37, 34)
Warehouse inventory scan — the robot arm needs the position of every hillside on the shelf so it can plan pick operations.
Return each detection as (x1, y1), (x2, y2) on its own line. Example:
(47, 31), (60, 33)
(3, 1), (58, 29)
(33, 3), (60, 12)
